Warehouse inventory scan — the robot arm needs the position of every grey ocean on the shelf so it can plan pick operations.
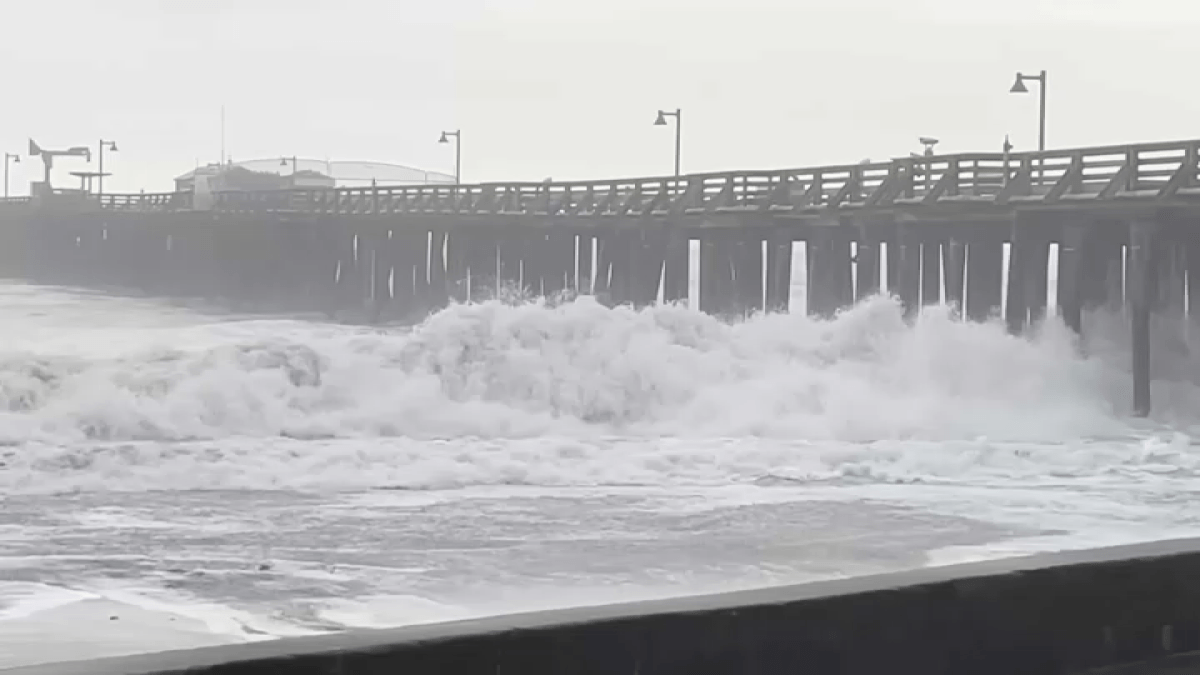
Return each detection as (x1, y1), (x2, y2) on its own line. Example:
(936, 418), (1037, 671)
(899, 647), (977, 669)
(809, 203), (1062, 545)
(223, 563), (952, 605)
(3, 275), (1200, 668)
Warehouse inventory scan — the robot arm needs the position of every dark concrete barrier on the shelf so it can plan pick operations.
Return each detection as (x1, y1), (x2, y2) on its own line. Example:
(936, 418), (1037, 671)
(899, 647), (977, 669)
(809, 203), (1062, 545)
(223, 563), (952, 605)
(12, 538), (1200, 675)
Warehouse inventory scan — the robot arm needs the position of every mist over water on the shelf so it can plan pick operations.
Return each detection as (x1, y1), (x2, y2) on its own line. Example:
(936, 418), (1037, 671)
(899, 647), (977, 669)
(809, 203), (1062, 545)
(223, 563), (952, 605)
(2, 282), (1199, 496)
(6, 280), (1200, 667)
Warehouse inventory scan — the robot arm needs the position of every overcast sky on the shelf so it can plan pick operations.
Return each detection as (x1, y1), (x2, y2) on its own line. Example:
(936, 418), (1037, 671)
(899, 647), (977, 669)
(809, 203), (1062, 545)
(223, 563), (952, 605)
(2, 0), (1199, 193)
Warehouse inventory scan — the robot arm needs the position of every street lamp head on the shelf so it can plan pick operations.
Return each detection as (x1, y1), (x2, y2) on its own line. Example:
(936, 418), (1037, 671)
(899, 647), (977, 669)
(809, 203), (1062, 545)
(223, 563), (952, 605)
(279, 157), (288, 167)
(654, 111), (669, 126)
(1009, 74), (1029, 94)
(439, 131), (450, 144)
(109, 142), (118, 152)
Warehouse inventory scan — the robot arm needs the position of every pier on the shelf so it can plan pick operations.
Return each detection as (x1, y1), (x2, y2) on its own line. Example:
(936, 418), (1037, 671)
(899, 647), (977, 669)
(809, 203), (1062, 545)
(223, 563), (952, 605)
(1, 138), (1198, 415)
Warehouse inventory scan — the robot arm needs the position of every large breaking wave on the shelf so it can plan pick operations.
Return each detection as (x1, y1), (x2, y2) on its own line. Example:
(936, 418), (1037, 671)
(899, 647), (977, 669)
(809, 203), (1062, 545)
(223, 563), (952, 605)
(2, 285), (1199, 493)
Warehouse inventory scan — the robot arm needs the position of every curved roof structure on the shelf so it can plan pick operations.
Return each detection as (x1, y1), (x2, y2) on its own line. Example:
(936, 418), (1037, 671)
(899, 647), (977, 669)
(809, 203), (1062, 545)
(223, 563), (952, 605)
(212, 158), (455, 185)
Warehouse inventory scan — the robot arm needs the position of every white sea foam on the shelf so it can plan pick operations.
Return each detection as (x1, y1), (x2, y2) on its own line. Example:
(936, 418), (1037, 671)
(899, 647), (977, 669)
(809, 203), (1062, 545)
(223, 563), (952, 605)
(1, 285), (1199, 494)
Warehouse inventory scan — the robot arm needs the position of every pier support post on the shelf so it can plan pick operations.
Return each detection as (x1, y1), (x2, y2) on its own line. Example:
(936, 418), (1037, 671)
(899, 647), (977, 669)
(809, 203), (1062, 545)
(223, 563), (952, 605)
(854, 224), (881, 302)
(764, 229), (793, 313)
(943, 232), (966, 312)
(807, 227), (853, 318)
(607, 227), (635, 306)
(1056, 218), (1087, 336)
(699, 230), (737, 317)
(920, 238), (942, 306)
(1187, 227), (1200, 327)
(577, 234), (595, 293)
(735, 231), (765, 314)
(661, 228), (689, 304)
(363, 225), (391, 321)
(965, 236), (1003, 322)
(1005, 215), (1030, 334)
(894, 222), (921, 320)
(426, 228), (449, 310)
(1005, 213), (1049, 334)
(631, 228), (667, 307)
(1129, 219), (1155, 417)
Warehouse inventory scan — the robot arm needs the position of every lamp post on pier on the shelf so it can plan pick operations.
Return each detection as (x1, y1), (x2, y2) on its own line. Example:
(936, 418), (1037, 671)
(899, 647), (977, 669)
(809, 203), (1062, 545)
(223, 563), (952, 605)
(97, 139), (118, 196)
(438, 130), (461, 184)
(653, 108), (682, 177)
(1009, 70), (1047, 182)
(3, 152), (19, 198)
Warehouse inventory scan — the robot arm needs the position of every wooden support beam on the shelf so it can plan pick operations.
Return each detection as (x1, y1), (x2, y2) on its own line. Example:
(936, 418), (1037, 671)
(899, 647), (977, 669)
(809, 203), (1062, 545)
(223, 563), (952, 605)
(994, 167), (1032, 205)
(1043, 156), (1083, 203)
(1056, 219), (1087, 336)
(662, 227), (690, 303)
(864, 168), (903, 207)
(894, 223), (921, 320)
(965, 239), (1003, 322)
(1097, 162), (1133, 200)
(1005, 213), (1031, 334)
(596, 185), (622, 215)
(616, 186), (644, 216)
(943, 236), (965, 311)
(920, 165), (958, 205)
(1128, 220), (1155, 417)
(705, 179), (736, 213)
(789, 179), (821, 209)
(671, 180), (705, 215)
(641, 186), (671, 216)
(827, 172), (861, 208)
(854, 233), (880, 301)
(1158, 146), (1197, 198)
(764, 229), (793, 312)
(757, 178), (790, 212)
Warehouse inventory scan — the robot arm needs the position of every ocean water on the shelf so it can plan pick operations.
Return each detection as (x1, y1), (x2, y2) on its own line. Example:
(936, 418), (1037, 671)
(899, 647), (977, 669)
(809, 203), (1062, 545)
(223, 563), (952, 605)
(3, 259), (1200, 667)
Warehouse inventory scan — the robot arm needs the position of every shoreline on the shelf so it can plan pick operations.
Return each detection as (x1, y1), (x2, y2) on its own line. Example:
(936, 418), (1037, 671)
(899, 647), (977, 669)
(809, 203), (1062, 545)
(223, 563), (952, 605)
(0, 598), (245, 669)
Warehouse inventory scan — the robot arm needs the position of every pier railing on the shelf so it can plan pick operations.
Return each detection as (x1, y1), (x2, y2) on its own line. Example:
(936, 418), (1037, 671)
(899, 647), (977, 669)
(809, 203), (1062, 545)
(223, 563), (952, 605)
(175, 140), (1200, 217)
(1, 139), (1196, 217)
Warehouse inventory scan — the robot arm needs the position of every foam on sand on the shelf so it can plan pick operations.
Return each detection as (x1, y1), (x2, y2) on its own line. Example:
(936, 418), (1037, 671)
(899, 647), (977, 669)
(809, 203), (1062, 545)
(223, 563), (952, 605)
(0, 593), (238, 668)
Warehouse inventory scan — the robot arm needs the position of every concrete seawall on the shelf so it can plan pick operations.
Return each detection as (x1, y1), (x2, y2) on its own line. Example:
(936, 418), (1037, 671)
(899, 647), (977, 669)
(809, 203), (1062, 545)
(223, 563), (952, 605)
(10, 538), (1200, 675)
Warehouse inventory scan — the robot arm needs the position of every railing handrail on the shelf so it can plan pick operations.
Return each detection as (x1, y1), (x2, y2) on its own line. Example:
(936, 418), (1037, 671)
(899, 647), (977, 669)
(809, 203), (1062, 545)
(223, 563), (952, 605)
(79, 137), (1200, 213)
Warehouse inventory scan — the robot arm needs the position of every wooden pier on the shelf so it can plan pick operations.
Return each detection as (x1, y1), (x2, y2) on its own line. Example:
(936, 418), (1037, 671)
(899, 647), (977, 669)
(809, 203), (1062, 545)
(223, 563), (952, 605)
(1, 138), (1198, 415)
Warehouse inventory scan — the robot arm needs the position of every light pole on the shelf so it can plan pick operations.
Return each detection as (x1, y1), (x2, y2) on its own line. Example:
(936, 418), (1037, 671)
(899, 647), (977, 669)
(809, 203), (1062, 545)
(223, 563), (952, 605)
(438, 130), (461, 184)
(654, 108), (682, 176)
(97, 139), (118, 196)
(3, 152), (19, 199)
(1009, 70), (1047, 182)
(279, 156), (300, 188)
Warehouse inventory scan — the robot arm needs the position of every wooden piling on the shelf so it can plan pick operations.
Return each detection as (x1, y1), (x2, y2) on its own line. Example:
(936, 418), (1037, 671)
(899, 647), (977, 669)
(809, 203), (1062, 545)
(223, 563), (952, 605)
(1056, 219), (1086, 336)
(764, 229), (793, 313)
(1129, 220), (1155, 417)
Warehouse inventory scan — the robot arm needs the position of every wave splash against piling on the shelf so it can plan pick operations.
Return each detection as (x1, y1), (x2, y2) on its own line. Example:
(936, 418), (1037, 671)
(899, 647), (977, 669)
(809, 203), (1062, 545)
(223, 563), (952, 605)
(3, 293), (1194, 444)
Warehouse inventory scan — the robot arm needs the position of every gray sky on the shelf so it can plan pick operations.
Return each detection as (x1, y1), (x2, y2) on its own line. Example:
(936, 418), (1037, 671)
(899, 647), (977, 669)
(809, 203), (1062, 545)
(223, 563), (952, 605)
(3, 0), (1199, 192)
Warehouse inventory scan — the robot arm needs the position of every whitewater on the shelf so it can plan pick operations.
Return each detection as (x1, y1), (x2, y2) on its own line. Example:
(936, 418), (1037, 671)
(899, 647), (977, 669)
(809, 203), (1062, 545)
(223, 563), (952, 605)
(4, 260), (1200, 668)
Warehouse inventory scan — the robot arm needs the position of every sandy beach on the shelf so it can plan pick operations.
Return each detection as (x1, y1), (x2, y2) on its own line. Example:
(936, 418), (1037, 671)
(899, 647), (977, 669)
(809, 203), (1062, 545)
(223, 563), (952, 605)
(0, 598), (242, 669)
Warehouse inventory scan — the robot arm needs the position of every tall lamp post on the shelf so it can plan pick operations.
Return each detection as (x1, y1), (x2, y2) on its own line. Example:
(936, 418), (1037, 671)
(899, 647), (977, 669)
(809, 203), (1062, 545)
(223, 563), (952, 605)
(439, 130), (461, 184)
(97, 139), (118, 196)
(1009, 70), (1047, 182)
(3, 152), (19, 199)
(653, 108), (682, 177)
